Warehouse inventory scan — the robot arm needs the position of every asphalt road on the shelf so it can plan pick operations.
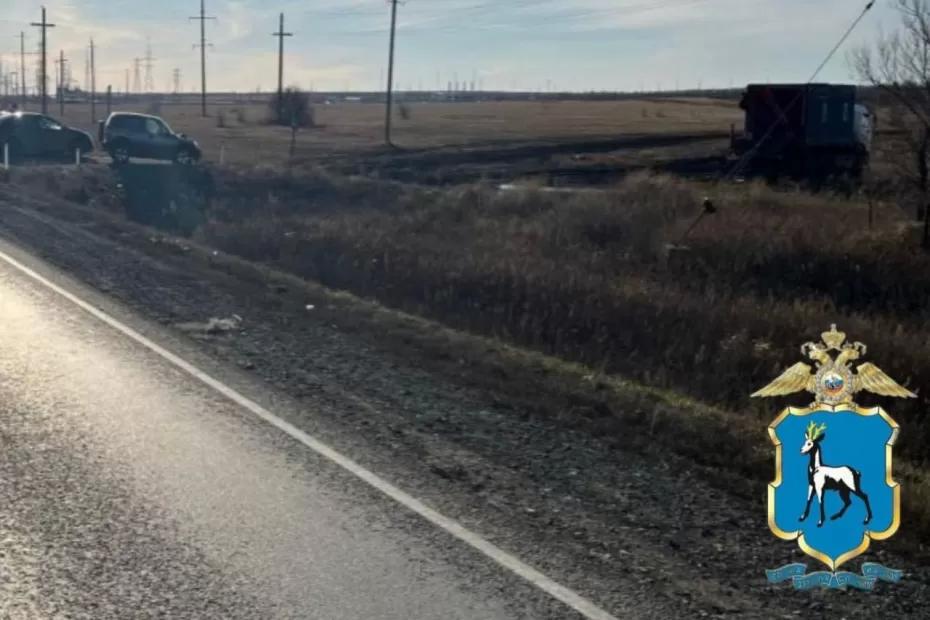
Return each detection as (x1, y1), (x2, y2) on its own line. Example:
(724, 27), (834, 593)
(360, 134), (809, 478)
(0, 248), (587, 619)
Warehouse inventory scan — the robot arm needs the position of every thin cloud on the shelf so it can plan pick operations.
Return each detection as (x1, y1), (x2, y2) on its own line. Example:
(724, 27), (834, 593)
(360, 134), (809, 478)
(0, 0), (904, 94)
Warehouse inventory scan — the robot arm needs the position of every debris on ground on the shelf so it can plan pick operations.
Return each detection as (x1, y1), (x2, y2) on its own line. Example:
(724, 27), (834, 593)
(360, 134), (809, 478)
(174, 314), (243, 335)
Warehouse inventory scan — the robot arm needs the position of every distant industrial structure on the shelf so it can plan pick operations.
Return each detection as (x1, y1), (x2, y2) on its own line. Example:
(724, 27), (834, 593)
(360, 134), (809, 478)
(143, 41), (156, 93)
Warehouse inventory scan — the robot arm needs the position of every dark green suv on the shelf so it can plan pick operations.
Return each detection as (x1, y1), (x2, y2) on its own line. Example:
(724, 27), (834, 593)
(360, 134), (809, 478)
(99, 112), (201, 166)
(0, 111), (94, 161)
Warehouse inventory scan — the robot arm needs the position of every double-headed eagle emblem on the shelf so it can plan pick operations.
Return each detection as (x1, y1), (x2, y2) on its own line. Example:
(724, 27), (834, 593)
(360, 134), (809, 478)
(752, 324), (915, 406)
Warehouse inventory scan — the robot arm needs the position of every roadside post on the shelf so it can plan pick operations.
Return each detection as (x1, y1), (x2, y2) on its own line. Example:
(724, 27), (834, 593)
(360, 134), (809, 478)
(106, 85), (112, 117)
(75, 146), (81, 167)
(289, 112), (297, 162)
(3, 143), (8, 170)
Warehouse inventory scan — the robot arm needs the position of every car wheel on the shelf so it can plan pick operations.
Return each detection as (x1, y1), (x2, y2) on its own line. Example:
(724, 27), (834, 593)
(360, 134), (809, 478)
(174, 147), (196, 166)
(110, 142), (130, 166)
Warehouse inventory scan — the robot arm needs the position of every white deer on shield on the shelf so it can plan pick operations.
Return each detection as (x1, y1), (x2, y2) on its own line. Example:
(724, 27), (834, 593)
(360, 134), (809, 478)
(799, 421), (873, 527)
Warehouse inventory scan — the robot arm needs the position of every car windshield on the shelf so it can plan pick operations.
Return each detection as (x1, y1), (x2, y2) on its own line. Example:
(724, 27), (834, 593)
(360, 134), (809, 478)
(39, 117), (63, 130)
(144, 118), (171, 135)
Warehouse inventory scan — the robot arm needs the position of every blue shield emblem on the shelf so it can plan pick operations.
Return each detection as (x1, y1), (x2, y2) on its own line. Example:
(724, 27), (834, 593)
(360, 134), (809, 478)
(768, 404), (899, 571)
(752, 325), (912, 589)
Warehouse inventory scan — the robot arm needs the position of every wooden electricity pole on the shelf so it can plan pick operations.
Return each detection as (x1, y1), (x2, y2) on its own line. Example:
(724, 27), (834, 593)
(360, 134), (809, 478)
(272, 13), (293, 123)
(384, 0), (398, 146)
(30, 7), (55, 114)
(190, 0), (215, 117)
(20, 32), (27, 107)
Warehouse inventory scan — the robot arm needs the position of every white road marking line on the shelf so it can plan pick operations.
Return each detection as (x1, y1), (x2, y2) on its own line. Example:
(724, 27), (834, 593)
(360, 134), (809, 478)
(0, 248), (619, 620)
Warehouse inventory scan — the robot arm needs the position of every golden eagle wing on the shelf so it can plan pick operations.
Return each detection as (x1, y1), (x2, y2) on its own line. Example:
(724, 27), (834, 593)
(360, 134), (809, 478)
(751, 362), (814, 397)
(854, 362), (916, 398)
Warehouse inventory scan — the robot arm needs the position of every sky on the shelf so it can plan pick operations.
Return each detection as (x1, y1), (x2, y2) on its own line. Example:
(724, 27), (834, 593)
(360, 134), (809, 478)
(0, 1), (911, 94)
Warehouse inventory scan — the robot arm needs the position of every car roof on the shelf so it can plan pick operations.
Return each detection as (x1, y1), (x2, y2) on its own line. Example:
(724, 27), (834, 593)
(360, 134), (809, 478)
(108, 112), (162, 121)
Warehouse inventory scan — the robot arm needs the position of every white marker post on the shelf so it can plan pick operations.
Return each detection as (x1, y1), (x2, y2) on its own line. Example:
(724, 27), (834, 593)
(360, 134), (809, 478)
(3, 143), (8, 170)
(75, 147), (81, 167)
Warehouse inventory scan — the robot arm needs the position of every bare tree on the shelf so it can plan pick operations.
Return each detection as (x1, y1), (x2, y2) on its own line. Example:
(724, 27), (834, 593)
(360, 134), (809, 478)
(852, 0), (930, 246)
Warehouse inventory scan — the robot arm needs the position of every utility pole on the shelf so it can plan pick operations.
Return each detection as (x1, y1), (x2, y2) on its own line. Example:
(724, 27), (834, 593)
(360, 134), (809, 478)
(19, 32), (27, 106)
(190, 0), (216, 117)
(89, 38), (96, 123)
(173, 68), (181, 95)
(125, 68), (129, 98)
(271, 12), (293, 123)
(384, 0), (399, 146)
(30, 7), (55, 114)
(55, 50), (66, 115)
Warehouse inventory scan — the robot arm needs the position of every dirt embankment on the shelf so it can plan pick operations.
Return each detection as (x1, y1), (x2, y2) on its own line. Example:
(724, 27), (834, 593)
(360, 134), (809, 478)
(316, 132), (730, 186)
(1, 164), (930, 618)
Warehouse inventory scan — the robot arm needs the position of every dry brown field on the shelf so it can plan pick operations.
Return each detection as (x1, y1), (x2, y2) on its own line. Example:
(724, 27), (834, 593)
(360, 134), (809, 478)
(33, 97), (742, 169)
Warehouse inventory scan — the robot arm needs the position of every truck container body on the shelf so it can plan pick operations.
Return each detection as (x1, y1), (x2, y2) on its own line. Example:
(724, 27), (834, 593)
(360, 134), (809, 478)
(733, 83), (870, 178)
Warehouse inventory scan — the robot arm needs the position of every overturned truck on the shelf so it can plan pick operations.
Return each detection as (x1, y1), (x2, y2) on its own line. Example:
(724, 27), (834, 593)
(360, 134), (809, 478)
(730, 83), (873, 179)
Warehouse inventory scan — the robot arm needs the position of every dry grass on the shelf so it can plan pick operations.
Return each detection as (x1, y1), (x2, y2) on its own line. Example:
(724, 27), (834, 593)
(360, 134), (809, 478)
(188, 165), (930, 534)
(18, 94), (930, 530)
(45, 98), (741, 169)
(193, 169), (930, 458)
(11, 156), (930, 538)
